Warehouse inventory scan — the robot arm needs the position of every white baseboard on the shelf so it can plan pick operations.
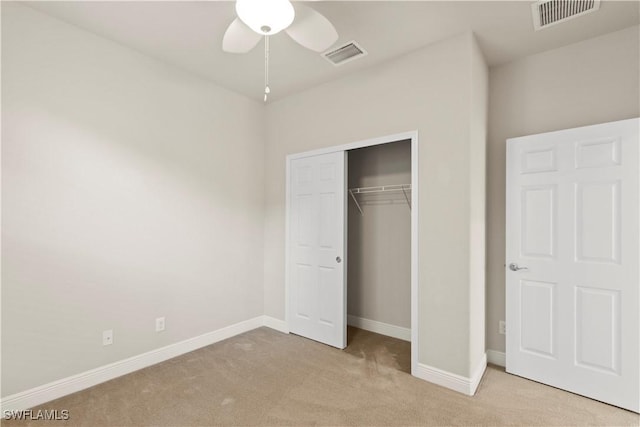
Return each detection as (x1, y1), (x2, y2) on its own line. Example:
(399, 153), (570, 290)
(1, 314), (493, 413)
(347, 315), (411, 342)
(262, 315), (289, 334)
(487, 349), (506, 367)
(1, 316), (280, 414)
(414, 353), (487, 396)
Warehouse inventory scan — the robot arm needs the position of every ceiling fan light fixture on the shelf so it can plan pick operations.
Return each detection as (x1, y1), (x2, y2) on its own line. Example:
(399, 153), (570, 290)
(236, 0), (295, 36)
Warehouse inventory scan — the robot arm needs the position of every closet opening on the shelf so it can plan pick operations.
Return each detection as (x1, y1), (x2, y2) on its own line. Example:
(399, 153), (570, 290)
(285, 130), (418, 378)
(344, 139), (412, 374)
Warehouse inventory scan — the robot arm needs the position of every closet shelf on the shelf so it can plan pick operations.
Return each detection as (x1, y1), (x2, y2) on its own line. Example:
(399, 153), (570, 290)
(348, 184), (412, 215)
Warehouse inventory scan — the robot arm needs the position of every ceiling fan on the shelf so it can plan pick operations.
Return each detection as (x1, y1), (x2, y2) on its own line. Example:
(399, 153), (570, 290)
(222, 0), (339, 101)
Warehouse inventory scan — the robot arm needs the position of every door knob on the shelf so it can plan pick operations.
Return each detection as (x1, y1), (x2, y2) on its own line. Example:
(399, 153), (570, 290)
(336, 256), (342, 263)
(509, 263), (528, 272)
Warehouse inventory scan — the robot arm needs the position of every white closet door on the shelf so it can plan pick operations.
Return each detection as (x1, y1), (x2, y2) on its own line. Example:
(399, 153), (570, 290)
(288, 151), (346, 349)
(506, 118), (639, 412)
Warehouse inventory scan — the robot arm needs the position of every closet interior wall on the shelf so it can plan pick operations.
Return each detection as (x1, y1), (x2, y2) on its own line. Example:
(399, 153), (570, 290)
(347, 140), (412, 334)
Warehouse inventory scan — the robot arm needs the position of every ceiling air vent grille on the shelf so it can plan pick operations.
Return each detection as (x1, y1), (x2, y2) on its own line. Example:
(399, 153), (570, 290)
(532, 0), (600, 30)
(323, 41), (367, 66)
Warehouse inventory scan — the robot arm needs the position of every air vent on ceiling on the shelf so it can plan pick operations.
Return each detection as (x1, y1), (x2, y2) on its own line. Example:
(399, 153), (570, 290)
(323, 41), (368, 66)
(532, 0), (600, 30)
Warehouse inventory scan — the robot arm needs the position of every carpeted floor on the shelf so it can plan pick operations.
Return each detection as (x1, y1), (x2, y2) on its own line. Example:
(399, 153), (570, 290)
(3, 326), (638, 426)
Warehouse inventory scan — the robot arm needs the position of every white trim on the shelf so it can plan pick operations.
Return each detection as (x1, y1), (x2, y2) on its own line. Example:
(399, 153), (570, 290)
(1, 316), (280, 414)
(285, 130), (420, 378)
(414, 353), (487, 396)
(262, 315), (289, 334)
(347, 315), (411, 342)
(410, 133), (419, 378)
(487, 350), (506, 367)
(342, 152), (349, 349)
(285, 157), (291, 332)
(287, 131), (418, 160)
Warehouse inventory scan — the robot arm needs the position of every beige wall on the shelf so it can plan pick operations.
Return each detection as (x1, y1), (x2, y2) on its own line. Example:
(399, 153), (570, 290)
(347, 141), (411, 329)
(1, 3), (265, 396)
(264, 32), (487, 377)
(486, 25), (640, 353)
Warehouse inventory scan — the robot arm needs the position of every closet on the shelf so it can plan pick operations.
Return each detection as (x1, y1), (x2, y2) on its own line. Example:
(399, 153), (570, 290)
(287, 133), (416, 372)
(346, 140), (412, 349)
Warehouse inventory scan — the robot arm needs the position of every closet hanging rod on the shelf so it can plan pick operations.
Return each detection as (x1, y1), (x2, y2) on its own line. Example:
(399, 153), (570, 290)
(349, 184), (411, 194)
(348, 184), (412, 215)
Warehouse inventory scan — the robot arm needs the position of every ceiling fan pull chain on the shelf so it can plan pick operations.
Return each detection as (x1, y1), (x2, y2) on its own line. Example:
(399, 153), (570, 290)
(264, 35), (270, 102)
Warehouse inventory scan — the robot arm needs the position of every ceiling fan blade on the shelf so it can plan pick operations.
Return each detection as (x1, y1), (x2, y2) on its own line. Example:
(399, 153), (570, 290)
(222, 18), (262, 54)
(285, 3), (338, 52)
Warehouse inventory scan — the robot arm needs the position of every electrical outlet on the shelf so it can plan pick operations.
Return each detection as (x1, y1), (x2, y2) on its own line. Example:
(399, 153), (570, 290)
(499, 321), (506, 335)
(103, 329), (113, 346)
(155, 317), (165, 332)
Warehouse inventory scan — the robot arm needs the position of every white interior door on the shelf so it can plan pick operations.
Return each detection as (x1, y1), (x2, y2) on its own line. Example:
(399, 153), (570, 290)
(288, 151), (347, 349)
(506, 118), (639, 412)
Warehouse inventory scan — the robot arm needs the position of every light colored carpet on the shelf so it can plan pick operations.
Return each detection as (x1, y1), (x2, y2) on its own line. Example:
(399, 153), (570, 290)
(3, 326), (638, 426)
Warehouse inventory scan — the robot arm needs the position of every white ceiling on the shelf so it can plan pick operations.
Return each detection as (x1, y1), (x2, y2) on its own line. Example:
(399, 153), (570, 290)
(26, 1), (639, 103)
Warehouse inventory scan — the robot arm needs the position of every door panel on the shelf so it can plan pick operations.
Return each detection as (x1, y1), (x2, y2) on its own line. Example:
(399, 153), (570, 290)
(288, 151), (346, 349)
(575, 181), (620, 263)
(506, 118), (639, 412)
(575, 138), (620, 168)
(521, 185), (556, 258)
(574, 286), (620, 374)
(519, 280), (555, 358)
(521, 146), (557, 173)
